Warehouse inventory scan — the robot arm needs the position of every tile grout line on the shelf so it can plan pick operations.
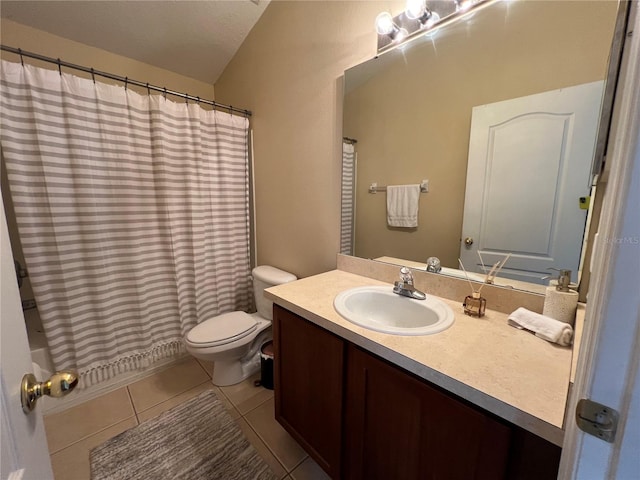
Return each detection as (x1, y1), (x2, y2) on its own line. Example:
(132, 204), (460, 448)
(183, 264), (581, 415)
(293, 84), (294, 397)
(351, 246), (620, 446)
(125, 385), (140, 424)
(216, 384), (246, 418)
(222, 389), (288, 477)
(127, 367), (212, 416)
(240, 416), (289, 479)
(133, 379), (216, 420)
(239, 399), (292, 476)
(239, 391), (274, 416)
(47, 415), (138, 456)
(45, 387), (138, 455)
(288, 455), (310, 475)
(194, 358), (212, 378)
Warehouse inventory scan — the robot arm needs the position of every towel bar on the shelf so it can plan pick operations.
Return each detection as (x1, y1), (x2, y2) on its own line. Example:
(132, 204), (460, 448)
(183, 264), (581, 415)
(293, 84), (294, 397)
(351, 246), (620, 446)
(369, 180), (429, 194)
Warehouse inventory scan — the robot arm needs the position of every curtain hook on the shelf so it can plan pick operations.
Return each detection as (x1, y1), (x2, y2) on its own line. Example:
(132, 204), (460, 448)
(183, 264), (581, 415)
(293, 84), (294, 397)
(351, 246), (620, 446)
(163, 87), (167, 99)
(90, 67), (95, 83)
(185, 94), (188, 105)
(18, 48), (24, 66)
(57, 58), (62, 76)
(196, 96), (200, 104)
(230, 106), (234, 116)
(124, 77), (128, 91)
(145, 83), (149, 95)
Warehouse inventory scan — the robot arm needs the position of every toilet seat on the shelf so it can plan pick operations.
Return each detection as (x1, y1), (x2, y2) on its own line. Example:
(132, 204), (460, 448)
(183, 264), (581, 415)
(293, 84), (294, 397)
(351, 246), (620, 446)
(186, 311), (257, 348)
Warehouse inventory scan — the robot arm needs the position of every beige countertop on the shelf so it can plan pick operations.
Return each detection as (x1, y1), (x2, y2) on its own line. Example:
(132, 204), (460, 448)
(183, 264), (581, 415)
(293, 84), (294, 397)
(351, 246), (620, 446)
(266, 269), (577, 446)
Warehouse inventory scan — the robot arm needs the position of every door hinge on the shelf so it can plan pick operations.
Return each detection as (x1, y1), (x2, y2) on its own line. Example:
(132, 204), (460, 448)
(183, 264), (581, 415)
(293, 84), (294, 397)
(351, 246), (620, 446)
(575, 398), (618, 443)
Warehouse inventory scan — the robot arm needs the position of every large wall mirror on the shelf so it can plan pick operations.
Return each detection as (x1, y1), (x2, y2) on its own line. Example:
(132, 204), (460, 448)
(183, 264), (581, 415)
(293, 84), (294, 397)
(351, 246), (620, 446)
(342, 0), (622, 293)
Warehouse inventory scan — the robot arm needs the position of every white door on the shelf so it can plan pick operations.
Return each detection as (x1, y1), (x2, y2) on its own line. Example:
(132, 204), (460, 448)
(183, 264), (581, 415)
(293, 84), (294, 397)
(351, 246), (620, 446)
(1, 199), (53, 480)
(460, 81), (604, 284)
(560, 4), (640, 477)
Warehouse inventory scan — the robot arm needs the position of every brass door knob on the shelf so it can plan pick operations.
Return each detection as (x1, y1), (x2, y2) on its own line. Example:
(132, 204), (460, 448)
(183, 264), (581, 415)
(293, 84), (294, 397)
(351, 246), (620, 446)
(21, 370), (79, 414)
(464, 237), (474, 246)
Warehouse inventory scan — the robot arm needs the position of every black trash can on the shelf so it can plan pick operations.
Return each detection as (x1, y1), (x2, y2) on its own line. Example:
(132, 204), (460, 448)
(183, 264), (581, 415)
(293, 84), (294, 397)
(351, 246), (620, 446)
(260, 340), (274, 390)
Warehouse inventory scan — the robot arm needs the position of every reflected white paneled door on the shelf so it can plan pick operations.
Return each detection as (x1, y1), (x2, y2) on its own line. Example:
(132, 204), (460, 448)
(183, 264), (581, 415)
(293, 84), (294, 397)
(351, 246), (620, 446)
(460, 81), (604, 284)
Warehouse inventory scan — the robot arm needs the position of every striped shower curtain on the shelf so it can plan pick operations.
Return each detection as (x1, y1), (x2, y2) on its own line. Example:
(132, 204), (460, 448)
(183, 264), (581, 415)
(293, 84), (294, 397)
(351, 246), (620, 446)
(0, 60), (252, 386)
(340, 141), (356, 255)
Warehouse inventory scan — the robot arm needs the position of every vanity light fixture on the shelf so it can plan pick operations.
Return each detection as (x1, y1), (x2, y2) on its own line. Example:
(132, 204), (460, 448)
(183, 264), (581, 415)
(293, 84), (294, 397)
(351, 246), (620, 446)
(375, 0), (495, 54)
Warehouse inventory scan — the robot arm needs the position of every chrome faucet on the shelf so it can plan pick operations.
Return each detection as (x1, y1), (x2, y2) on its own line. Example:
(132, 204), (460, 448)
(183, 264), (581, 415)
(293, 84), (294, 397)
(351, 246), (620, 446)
(393, 267), (427, 300)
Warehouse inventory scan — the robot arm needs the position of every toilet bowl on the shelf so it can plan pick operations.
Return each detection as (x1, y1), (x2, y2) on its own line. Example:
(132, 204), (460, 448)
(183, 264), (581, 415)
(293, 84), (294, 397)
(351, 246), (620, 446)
(184, 266), (297, 386)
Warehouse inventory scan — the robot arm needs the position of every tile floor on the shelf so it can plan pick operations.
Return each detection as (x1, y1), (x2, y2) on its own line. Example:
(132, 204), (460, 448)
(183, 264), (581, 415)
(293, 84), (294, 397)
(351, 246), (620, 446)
(44, 357), (330, 480)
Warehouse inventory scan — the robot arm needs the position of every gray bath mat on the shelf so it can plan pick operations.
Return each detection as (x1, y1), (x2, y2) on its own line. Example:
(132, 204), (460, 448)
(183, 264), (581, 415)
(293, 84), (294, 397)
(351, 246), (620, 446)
(90, 389), (276, 480)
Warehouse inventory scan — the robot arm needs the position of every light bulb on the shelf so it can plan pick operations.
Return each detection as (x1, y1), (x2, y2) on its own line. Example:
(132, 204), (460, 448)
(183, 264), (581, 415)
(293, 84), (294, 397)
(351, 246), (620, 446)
(406, 0), (441, 30)
(396, 28), (409, 43)
(375, 12), (395, 35)
(455, 0), (473, 12)
(405, 0), (426, 20)
(425, 11), (440, 28)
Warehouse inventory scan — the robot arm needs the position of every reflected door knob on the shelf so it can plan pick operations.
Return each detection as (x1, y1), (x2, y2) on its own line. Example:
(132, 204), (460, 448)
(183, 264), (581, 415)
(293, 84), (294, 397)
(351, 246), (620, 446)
(21, 370), (79, 414)
(464, 237), (474, 246)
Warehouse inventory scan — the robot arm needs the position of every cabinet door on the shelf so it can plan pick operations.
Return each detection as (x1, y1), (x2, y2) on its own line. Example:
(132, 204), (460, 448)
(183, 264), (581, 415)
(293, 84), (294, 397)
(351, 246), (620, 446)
(344, 345), (511, 480)
(273, 305), (344, 478)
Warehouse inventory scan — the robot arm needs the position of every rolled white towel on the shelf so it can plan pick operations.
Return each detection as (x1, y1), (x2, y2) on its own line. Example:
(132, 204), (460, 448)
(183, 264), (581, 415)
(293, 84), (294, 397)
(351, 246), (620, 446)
(508, 307), (574, 346)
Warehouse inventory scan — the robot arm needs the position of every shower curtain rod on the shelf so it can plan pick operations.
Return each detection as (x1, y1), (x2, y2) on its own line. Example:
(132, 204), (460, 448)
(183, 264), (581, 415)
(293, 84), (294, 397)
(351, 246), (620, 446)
(1, 45), (252, 117)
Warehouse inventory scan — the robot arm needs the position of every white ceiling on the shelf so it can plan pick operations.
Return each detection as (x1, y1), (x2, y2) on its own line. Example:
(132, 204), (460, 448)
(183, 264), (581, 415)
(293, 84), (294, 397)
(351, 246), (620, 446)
(0, 0), (270, 84)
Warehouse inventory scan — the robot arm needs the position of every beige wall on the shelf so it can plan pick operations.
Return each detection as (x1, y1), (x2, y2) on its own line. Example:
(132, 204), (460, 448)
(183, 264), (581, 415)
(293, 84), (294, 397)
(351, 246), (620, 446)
(214, 1), (399, 278)
(0, 19), (214, 100)
(344, 0), (617, 268)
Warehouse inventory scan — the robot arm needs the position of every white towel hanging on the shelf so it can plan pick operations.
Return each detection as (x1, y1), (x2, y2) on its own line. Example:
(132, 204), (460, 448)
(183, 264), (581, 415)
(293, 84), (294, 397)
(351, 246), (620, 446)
(387, 184), (420, 228)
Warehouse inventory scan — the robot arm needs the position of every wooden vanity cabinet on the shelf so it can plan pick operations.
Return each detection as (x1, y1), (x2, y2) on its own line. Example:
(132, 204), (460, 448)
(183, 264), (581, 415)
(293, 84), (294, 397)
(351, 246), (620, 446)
(273, 305), (345, 478)
(273, 305), (561, 480)
(343, 344), (511, 480)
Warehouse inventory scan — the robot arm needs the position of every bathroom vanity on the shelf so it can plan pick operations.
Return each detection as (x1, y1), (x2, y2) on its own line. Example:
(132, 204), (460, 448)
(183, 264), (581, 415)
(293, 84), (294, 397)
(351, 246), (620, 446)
(266, 263), (580, 479)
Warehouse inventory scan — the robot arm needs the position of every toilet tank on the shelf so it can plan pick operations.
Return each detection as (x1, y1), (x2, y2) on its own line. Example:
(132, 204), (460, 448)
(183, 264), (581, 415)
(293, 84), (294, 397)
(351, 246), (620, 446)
(252, 266), (297, 320)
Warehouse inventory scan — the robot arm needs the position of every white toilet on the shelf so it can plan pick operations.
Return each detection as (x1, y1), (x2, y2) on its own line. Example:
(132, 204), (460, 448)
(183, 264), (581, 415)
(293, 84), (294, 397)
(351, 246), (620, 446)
(184, 265), (297, 386)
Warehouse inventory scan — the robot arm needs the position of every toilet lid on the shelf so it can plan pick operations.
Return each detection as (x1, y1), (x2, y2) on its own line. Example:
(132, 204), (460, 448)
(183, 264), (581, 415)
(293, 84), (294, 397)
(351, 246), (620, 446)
(187, 311), (257, 346)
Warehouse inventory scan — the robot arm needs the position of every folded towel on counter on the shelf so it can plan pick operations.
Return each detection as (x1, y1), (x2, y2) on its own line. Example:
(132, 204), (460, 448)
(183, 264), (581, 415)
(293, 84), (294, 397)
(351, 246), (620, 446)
(387, 184), (420, 228)
(508, 307), (574, 346)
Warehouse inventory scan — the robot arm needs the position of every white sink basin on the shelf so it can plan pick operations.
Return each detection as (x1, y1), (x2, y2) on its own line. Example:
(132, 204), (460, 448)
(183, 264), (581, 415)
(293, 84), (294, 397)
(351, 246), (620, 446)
(333, 286), (454, 336)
